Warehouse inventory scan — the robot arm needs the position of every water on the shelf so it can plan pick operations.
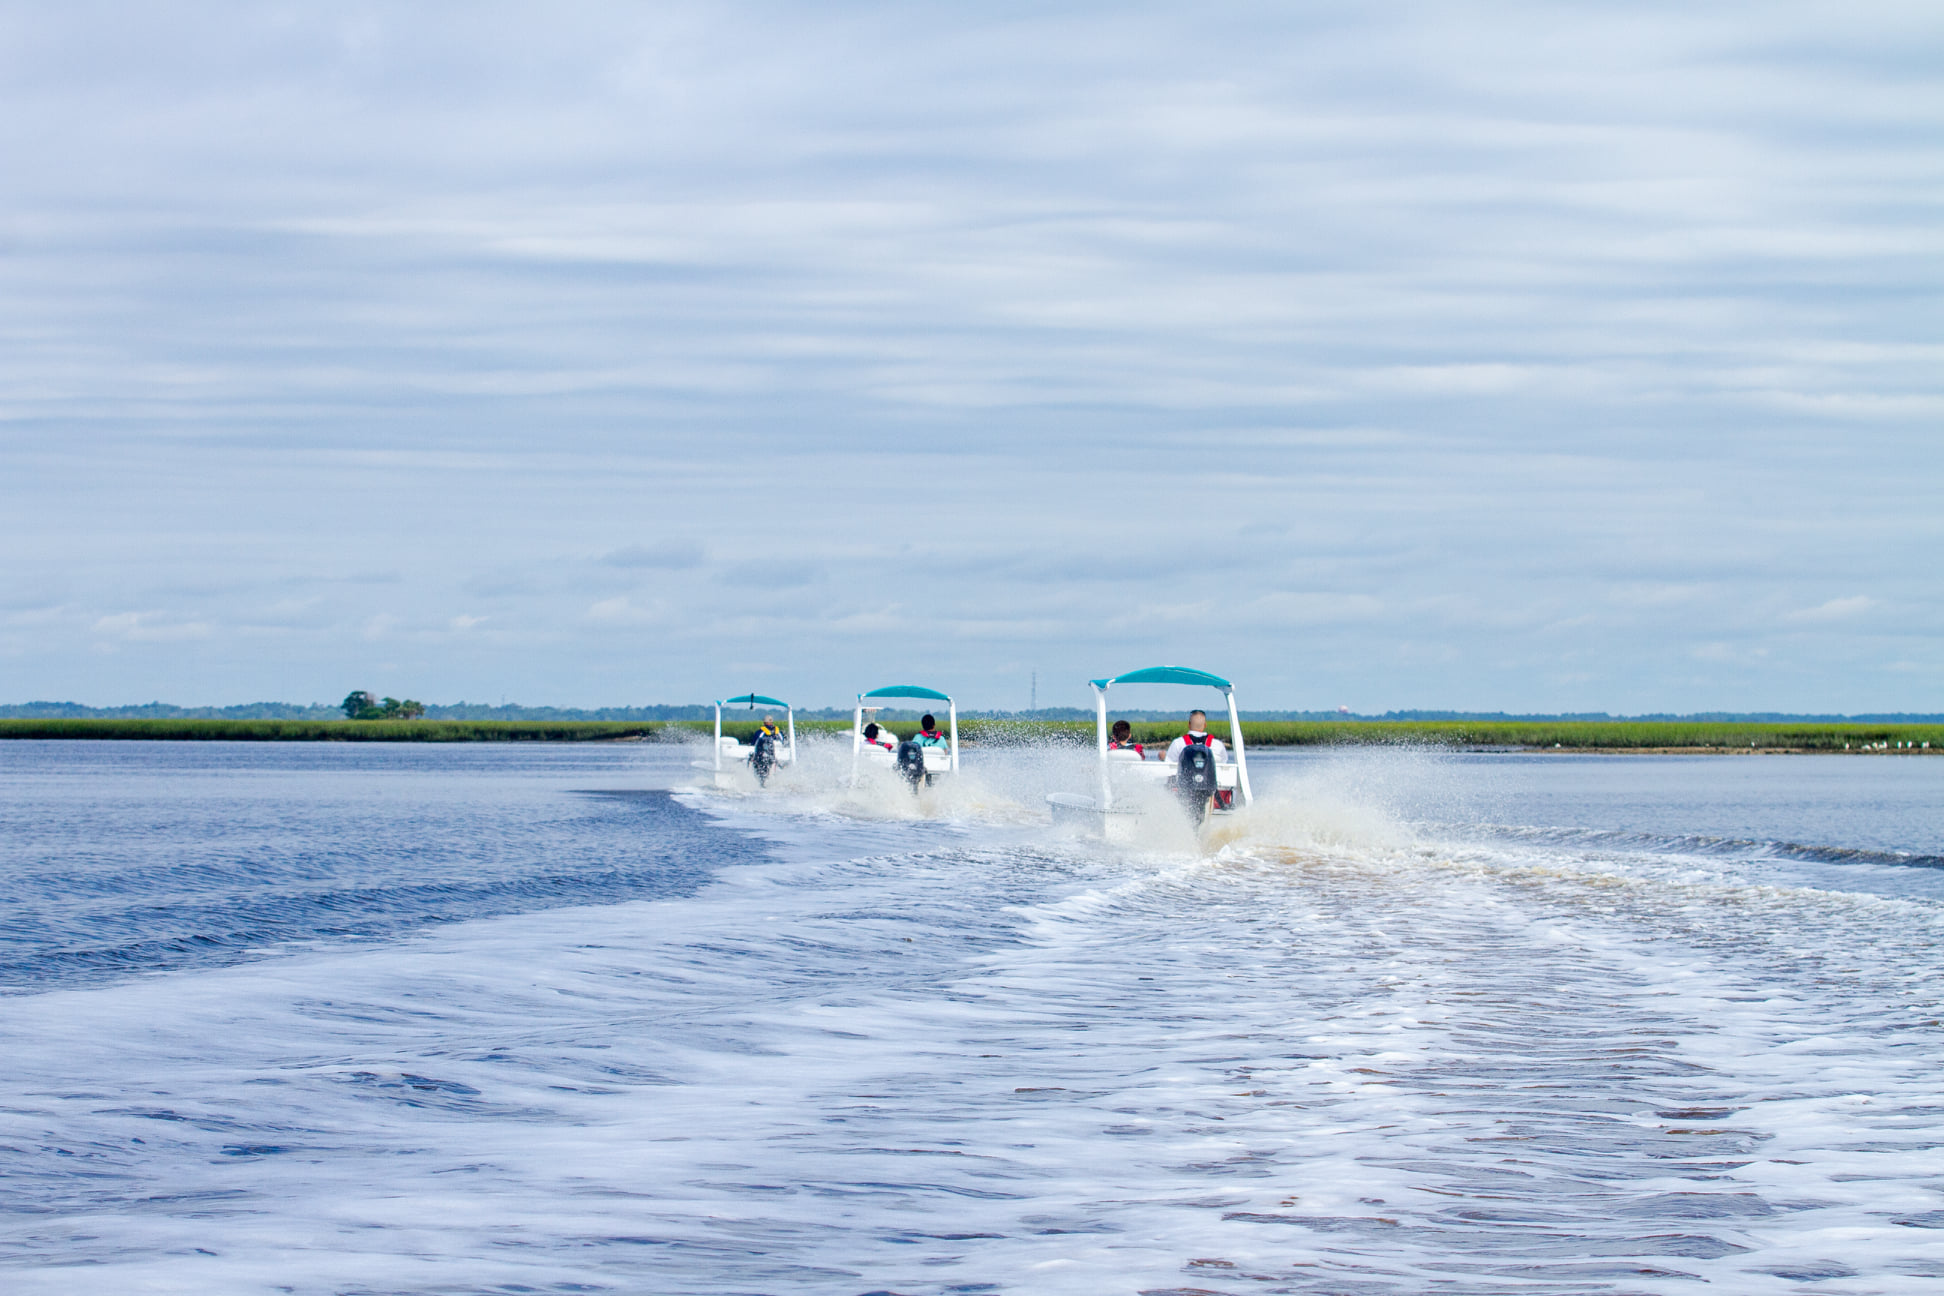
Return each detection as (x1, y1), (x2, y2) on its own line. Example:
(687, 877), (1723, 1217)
(1, 738), (1941, 1293)
(0, 742), (762, 990)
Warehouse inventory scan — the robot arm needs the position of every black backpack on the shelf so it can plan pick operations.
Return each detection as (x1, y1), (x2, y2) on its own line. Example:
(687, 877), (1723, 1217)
(1177, 742), (1218, 793)
(895, 740), (927, 791)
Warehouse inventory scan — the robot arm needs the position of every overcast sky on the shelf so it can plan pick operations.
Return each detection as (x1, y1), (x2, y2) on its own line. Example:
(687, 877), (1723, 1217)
(2, 1), (1939, 712)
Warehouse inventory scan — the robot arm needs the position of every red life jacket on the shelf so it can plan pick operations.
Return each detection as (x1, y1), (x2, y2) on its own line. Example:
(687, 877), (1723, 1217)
(1182, 731), (1213, 747)
(1109, 739), (1145, 756)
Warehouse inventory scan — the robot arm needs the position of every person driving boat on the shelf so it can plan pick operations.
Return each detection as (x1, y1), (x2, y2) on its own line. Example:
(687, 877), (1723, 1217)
(750, 714), (784, 786)
(913, 714), (949, 748)
(1166, 710), (1232, 809)
(1164, 710), (1227, 763)
(1108, 719), (1145, 758)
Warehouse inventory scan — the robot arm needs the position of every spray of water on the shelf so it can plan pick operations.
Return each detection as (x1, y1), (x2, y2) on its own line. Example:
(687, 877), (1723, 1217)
(674, 731), (1472, 865)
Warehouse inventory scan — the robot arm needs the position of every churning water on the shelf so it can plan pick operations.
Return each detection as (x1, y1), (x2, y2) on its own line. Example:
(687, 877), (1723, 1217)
(1, 738), (1940, 1294)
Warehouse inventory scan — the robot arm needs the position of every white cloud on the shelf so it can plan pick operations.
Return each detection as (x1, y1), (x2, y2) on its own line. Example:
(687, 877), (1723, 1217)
(1691, 642), (1771, 664)
(587, 597), (658, 626)
(599, 541), (705, 570)
(0, 2), (1937, 711)
(91, 612), (212, 643)
(1241, 592), (1386, 627)
(1785, 595), (1878, 624)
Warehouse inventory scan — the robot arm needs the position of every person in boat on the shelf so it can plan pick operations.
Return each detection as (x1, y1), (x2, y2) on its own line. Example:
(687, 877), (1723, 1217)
(861, 722), (896, 751)
(1108, 719), (1145, 759)
(750, 715), (784, 785)
(913, 714), (949, 748)
(1166, 710), (1233, 810)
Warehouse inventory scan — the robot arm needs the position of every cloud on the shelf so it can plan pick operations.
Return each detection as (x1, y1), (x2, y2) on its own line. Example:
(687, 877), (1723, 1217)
(720, 561), (820, 590)
(599, 541), (705, 570)
(587, 596), (659, 625)
(0, 2), (1937, 711)
(1785, 595), (1877, 624)
(1690, 642), (1772, 664)
(91, 612), (212, 642)
(4, 604), (75, 627)
(1240, 592), (1386, 627)
(462, 570), (544, 597)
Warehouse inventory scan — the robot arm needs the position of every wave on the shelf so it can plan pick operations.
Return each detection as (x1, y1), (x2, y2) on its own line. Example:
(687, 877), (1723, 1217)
(1448, 822), (1944, 871)
(0, 790), (767, 994)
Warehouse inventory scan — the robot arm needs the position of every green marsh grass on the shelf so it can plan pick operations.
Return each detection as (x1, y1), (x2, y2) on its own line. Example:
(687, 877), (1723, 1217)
(681, 719), (857, 742)
(0, 719), (663, 742)
(1122, 719), (1944, 751)
(2, 717), (1937, 750)
(956, 719), (1944, 752)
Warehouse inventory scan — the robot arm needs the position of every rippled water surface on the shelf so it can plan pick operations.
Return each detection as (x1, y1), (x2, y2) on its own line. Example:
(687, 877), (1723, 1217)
(1, 739), (1940, 1294)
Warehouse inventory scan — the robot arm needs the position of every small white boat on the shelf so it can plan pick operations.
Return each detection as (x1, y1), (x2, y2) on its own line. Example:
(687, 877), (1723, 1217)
(691, 693), (797, 790)
(1045, 665), (1254, 838)
(850, 685), (959, 791)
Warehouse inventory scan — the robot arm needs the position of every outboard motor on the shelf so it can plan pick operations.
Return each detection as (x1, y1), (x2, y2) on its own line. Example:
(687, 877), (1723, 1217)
(1176, 743), (1219, 825)
(749, 731), (777, 787)
(895, 740), (928, 792)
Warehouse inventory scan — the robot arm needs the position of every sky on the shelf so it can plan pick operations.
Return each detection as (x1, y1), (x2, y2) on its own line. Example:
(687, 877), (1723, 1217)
(2, 0), (1939, 713)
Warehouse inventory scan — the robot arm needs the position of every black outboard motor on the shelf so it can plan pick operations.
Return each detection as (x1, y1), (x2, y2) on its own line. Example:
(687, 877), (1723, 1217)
(895, 740), (928, 792)
(1176, 743), (1219, 825)
(749, 731), (777, 787)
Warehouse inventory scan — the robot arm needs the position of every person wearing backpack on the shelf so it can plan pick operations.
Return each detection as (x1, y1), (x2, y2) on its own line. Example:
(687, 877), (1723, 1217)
(1166, 710), (1233, 811)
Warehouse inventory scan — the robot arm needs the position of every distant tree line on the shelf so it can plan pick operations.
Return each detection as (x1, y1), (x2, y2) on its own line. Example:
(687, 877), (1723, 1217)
(340, 691), (426, 720)
(6, 698), (1944, 724)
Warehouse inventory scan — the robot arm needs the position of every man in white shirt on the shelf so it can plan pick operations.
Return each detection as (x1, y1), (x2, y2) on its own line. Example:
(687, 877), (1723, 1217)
(1164, 710), (1228, 764)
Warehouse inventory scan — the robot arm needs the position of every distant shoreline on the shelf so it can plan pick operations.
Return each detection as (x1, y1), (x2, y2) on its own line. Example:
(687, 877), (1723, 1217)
(0, 717), (1936, 752)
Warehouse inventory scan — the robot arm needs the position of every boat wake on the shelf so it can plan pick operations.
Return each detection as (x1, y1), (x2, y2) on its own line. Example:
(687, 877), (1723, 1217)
(2, 740), (1941, 1293)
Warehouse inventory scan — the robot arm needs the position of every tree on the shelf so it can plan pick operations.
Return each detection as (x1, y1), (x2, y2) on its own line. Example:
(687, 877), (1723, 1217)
(342, 691), (424, 720)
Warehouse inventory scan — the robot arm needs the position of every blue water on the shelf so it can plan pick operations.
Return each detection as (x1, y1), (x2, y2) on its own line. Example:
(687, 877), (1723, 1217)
(1, 739), (1941, 1294)
(0, 742), (763, 991)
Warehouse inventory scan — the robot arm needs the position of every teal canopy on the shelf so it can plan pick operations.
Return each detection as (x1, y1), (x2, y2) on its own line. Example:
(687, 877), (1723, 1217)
(1090, 666), (1232, 690)
(861, 685), (952, 702)
(720, 694), (789, 709)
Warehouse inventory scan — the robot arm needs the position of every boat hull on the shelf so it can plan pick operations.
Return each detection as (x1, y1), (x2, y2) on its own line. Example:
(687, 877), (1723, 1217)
(691, 755), (793, 792)
(1046, 790), (1238, 840)
(1045, 792), (1148, 841)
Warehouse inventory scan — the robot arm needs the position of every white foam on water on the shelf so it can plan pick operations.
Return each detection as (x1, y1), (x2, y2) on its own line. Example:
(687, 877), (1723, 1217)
(3, 745), (1942, 1293)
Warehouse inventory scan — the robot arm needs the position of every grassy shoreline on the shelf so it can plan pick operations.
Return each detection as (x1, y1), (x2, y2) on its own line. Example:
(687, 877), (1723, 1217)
(0, 717), (1937, 751)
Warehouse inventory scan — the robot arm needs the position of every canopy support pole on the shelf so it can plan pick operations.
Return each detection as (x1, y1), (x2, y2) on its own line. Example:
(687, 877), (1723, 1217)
(948, 701), (959, 772)
(851, 696), (863, 784)
(1226, 687), (1252, 806)
(787, 707), (797, 765)
(1094, 681), (1112, 811)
